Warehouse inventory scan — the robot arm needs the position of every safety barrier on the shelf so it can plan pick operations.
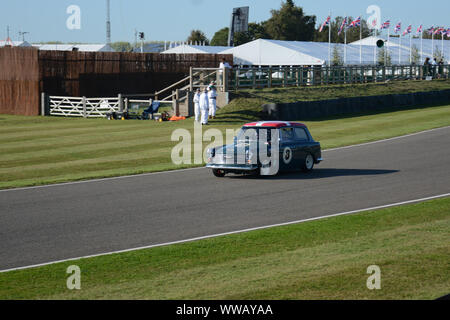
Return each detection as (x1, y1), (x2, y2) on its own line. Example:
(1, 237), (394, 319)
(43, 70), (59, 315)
(228, 65), (450, 90)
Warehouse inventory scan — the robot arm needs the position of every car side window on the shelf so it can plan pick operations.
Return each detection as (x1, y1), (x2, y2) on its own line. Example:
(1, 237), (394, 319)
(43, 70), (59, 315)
(280, 128), (295, 141)
(294, 128), (309, 141)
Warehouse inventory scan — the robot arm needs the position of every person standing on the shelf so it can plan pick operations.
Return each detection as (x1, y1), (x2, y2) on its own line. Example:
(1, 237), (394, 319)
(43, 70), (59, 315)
(218, 58), (232, 91)
(193, 88), (201, 122)
(208, 85), (218, 119)
(423, 57), (431, 77)
(199, 88), (209, 125)
(431, 58), (438, 78)
(438, 58), (444, 79)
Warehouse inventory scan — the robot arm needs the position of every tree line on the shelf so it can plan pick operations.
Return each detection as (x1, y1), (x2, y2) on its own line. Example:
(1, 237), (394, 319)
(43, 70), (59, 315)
(187, 0), (372, 46)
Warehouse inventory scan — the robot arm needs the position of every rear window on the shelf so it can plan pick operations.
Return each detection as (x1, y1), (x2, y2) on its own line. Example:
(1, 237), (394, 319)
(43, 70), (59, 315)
(294, 128), (309, 141)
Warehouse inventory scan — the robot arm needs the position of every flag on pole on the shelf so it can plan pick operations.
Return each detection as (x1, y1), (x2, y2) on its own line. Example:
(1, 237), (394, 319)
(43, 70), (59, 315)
(427, 27), (435, 35)
(338, 17), (347, 35)
(319, 16), (331, 32)
(446, 28), (450, 38)
(348, 16), (361, 28)
(403, 25), (412, 36)
(381, 20), (391, 30)
(394, 22), (402, 33)
(434, 27), (444, 35)
(416, 25), (423, 34)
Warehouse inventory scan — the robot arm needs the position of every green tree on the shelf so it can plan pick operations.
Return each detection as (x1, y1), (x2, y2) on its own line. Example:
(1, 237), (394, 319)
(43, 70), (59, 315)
(331, 45), (344, 66)
(187, 30), (209, 45)
(264, 0), (316, 41)
(212, 22), (270, 46)
(111, 41), (132, 52)
(433, 46), (445, 61)
(234, 22), (271, 45)
(377, 47), (392, 66)
(210, 27), (229, 46)
(411, 45), (421, 65)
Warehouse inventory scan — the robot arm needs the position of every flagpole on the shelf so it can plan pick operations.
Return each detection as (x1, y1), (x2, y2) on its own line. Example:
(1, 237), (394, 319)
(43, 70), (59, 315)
(373, 28), (376, 65)
(432, 32), (434, 58)
(386, 28), (390, 66)
(360, 17), (362, 65)
(399, 34), (402, 65)
(442, 32), (444, 59)
(410, 31), (412, 64)
(344, 16), (347, 65)
(420, 25), (423, 64)
(328, 13), (331, 66)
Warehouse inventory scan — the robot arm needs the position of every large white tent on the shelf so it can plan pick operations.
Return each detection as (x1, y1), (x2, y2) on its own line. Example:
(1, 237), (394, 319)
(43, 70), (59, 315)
(0, 40), (32, 47)
(351, 36), (450, 64)
(220, 38), (413, 66)
(32, 44), (114, 52)
(221, 39), (325, 66)
(162, 44), (231, 54)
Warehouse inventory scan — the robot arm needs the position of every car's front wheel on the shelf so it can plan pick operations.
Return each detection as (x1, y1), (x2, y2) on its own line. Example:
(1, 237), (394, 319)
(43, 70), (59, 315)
(302, 154), (315, 172)
(212, 169), (226, 177)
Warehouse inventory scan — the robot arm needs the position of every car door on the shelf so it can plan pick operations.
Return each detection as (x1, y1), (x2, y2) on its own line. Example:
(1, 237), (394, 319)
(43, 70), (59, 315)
(279, 127), (297, 171)
(293, 127), (310, 166)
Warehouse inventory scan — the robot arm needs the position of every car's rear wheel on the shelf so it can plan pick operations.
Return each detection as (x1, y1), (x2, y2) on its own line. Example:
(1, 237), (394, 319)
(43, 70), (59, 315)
(302, 154), (315, 172)
(212, 169), (226, 177)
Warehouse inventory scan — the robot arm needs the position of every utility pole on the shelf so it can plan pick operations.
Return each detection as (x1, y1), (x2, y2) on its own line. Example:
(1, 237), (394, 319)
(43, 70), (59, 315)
(106, 0), (111, 45)
(18, 31), (29, 42)
(139, 32), (145, 53)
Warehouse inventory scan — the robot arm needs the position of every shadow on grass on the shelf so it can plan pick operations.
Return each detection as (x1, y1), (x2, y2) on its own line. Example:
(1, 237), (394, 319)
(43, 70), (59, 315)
(226, 168), (399, 180)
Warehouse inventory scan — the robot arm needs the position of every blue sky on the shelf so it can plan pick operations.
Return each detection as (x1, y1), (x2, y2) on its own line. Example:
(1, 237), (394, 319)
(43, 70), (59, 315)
(1, 0), (449, 43)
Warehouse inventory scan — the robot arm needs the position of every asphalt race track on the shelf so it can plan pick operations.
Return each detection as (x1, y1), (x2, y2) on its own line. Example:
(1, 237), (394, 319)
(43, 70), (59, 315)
(1, 127), (449, 271)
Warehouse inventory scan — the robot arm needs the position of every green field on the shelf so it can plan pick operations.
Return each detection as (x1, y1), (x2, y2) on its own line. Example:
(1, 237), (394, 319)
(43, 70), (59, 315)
(1, 197), (448, 300)
(1, 103), (450, 189)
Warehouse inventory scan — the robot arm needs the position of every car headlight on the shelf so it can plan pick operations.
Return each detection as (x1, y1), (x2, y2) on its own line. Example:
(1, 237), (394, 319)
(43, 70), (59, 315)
(207, 148), (215, 159)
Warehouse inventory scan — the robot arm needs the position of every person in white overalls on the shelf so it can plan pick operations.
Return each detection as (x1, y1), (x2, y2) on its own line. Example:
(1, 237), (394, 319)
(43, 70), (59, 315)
(208, 85), (218, 119)
(193, 88), (201, 122)
(199, 88), (209, 125)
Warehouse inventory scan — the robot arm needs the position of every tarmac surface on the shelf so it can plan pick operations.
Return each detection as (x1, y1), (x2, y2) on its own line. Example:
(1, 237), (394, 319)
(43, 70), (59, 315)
(1, 127), (449, 271)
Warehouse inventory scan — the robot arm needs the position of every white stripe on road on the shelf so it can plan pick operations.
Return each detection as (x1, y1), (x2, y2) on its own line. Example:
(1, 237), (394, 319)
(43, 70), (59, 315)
(1, 125), (449, 193)
(1, 193), (449, 273)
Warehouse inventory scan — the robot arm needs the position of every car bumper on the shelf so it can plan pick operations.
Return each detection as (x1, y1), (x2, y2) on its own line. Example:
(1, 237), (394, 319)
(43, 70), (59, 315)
(205, 163), (259, 171)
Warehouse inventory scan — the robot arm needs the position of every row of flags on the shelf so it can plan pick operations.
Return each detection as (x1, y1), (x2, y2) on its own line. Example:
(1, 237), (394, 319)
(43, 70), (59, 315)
(319, 16), (450, 38)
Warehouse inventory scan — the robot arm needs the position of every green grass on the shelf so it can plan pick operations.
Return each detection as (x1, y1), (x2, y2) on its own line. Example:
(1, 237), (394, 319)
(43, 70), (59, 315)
(229, 79), (450, 103)
(1, 103), (449, 189)
(1, 197), (448, 300)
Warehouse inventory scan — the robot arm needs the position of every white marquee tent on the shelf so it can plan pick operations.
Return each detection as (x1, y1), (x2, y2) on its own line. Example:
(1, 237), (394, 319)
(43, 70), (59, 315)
(162, 44), (231, 54)
(221, 39), (413, 66)
(32, 44), (114, 52)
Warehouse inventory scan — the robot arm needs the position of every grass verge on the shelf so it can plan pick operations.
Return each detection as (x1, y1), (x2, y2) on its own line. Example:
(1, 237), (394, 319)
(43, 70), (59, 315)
(1, 103), (449, 189)
(0, 197), (448, 300)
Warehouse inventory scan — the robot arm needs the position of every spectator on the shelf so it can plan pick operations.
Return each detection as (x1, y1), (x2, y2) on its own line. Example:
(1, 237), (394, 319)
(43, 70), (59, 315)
(207, 84), (218, 120)
(218, 58), (232, 91)
(199, 88), (209, 125)
(431, 58), (438, 78)
(438, 59), (444, 79)
(193, 88), (201, 122)
(423, 57), (431, 77)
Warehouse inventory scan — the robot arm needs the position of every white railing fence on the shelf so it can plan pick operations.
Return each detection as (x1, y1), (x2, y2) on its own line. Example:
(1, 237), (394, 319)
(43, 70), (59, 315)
(48, 96), (120, 118)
